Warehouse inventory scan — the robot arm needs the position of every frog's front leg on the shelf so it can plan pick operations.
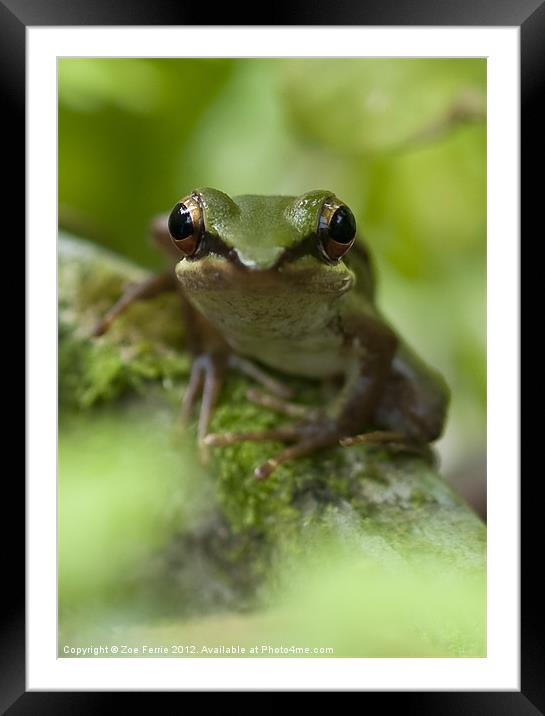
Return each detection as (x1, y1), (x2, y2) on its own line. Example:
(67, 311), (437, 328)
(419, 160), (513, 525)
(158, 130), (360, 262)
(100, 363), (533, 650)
(91, 214), (183, 338)
(179, 301), (297, 457)
(179, 349), (227, 461)
(205, 314), (401, 479)
(181, 350), (296, 454)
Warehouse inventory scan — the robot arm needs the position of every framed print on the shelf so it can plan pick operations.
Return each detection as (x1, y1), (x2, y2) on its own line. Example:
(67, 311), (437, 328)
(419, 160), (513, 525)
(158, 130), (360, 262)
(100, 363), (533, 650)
(10, 0), (538, 708)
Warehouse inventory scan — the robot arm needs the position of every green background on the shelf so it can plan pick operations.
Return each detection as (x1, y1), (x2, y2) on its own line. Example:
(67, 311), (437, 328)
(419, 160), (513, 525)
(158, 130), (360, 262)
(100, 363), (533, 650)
(58, 58), (486, 655)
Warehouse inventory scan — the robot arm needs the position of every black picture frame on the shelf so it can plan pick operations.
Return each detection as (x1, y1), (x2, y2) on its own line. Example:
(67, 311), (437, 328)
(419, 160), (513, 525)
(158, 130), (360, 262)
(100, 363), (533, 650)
(10, 0), (535, 709)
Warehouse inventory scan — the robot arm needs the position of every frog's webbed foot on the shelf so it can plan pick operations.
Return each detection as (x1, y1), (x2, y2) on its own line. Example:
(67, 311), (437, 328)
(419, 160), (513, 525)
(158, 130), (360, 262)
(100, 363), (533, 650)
(204, 416), (424, 479)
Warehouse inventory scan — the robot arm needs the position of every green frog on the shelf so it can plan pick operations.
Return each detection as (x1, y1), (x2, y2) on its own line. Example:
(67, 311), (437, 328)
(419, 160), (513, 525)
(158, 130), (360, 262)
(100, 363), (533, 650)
(94, 188), (449, 479)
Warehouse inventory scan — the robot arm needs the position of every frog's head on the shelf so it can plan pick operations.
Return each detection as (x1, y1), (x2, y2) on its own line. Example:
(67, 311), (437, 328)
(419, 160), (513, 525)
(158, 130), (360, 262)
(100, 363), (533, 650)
(168, 188), (358, 322)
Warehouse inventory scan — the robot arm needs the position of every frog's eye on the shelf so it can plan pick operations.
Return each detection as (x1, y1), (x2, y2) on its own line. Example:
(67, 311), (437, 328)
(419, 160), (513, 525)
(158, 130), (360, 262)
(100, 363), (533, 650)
(317, 200), (356, 262)
(168, 194), (204, 256)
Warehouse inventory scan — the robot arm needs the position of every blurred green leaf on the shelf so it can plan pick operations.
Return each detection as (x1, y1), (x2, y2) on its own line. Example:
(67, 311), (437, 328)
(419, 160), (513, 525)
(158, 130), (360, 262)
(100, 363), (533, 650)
(59, 59), (234, 267)
(58, 405), (208, 607)
(281, 58), (486, 154)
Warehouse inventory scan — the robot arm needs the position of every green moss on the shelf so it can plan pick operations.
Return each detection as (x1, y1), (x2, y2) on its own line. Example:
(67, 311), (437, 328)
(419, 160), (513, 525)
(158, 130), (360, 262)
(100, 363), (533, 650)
(59, 234), (189, 409)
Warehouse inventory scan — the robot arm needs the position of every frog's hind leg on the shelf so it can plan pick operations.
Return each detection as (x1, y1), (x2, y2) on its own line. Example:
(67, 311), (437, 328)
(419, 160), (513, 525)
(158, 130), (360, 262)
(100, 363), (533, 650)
(203, 420), (341, 480)
(253, 436), (338, 480)
(203, 428), (339, 481)
(340, 431), (434, 461)
(339, 431), (406, 447)
(201, 379), (328, 477)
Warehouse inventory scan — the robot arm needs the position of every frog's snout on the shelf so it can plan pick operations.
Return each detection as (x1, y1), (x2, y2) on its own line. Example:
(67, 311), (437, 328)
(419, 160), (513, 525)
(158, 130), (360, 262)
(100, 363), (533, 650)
(231, 245), (285, 271)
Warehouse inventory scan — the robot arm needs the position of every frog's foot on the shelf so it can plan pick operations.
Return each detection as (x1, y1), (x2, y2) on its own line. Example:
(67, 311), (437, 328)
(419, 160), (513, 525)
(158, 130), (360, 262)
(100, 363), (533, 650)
(203, 420), (341, 480)
(204, 424), (429, 479)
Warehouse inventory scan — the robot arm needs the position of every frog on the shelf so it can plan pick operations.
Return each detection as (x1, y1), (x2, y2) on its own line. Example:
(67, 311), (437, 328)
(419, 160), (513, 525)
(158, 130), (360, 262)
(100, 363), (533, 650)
(94, 188), (449, 479)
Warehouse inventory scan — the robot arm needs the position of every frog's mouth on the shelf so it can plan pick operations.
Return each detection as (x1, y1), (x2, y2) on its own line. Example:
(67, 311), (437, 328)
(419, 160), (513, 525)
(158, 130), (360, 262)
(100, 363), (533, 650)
(175, 255), (354, 297)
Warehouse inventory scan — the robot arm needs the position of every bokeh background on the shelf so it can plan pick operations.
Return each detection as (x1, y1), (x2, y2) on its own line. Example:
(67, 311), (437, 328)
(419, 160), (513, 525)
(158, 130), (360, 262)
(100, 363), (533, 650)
(58, 58), (486, 655)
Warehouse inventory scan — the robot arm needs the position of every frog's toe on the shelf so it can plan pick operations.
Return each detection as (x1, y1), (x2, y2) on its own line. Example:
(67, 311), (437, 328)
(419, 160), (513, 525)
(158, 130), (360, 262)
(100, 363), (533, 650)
(253, 435), (333, 480)
(339, 430), (406, 447)
(339, 430), (434, 461)
(179, 353), (227, 444)
(228, 355), (294, 399)
(205, 419), (342, 479)
(245, 388), (323, 421)
(179, 360), (205, 425)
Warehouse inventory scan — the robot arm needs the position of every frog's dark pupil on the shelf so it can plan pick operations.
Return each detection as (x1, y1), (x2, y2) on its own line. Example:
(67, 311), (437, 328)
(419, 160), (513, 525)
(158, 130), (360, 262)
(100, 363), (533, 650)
(168, 202), (194, 241)
(329, 206), (356, 244)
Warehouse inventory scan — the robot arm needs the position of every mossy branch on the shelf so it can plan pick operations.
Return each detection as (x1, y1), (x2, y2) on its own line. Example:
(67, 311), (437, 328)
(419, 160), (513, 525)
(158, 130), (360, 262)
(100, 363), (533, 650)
(59, 233), (486, 656)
